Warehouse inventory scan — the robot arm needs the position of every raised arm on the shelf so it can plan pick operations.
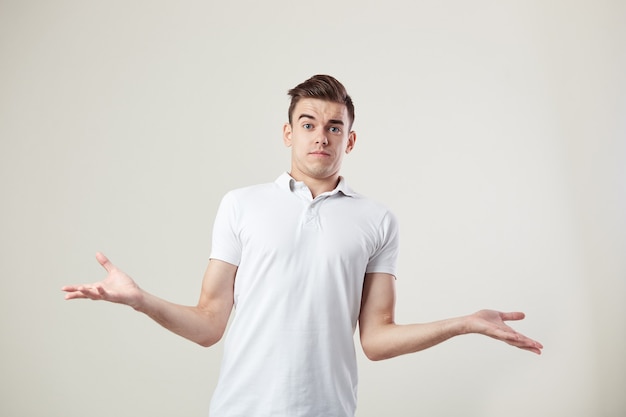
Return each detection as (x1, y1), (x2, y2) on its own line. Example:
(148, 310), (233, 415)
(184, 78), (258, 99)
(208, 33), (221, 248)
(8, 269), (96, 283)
(358, 273), (543, 361)
(62, 252), (236, 347)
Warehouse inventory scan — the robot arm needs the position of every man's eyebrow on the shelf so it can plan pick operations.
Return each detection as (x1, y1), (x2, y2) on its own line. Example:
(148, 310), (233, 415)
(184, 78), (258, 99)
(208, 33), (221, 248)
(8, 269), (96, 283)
(298, 113), (316, 121)
(297, 114), (345, 126)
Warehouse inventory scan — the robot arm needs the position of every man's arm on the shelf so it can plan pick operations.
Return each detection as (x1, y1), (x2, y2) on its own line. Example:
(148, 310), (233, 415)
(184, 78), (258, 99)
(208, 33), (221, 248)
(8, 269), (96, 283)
(358, 273), (543, 361)
(62, 252), (236, 347)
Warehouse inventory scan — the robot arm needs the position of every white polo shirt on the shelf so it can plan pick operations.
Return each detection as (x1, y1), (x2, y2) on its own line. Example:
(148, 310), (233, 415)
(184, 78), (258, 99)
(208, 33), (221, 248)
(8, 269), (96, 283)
(208, 173), (399, 417)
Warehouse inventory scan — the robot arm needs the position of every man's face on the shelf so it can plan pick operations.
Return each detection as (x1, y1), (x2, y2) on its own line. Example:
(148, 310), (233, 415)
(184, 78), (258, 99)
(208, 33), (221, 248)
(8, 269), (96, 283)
(283, 98), (356, 184)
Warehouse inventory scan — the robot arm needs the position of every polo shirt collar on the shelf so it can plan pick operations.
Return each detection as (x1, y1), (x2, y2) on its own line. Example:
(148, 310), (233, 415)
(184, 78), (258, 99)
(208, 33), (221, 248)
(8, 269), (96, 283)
(276, 172), (357, 197)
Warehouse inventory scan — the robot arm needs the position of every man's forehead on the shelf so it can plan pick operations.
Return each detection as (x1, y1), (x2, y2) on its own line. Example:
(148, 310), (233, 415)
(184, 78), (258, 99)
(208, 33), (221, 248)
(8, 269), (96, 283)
(295, 98), (348, 121)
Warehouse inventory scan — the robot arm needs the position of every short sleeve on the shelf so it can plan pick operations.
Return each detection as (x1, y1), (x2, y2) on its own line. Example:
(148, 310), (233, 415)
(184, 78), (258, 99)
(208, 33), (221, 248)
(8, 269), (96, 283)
(209, 191), (242, 266)
(365, 210), (400, 277)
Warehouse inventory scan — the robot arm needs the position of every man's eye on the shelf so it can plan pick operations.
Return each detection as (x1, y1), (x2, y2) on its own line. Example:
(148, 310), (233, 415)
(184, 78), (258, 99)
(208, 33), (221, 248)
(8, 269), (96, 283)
(329, 127), (341, 133)
(303, 123), (313, 129)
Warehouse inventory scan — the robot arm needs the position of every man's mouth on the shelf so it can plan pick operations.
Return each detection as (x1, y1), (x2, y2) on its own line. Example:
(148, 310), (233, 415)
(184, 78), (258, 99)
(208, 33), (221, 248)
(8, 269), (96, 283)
(309, 151), (330, 156)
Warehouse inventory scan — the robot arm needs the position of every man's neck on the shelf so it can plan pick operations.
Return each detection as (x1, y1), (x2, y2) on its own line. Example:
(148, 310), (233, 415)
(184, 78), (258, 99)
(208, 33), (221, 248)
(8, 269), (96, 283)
(289, 173), (339, 199)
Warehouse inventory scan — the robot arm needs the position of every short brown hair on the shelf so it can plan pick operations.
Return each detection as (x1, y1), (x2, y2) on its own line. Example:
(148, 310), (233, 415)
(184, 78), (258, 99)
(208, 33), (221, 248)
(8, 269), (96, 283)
(287, 75), (355, 129)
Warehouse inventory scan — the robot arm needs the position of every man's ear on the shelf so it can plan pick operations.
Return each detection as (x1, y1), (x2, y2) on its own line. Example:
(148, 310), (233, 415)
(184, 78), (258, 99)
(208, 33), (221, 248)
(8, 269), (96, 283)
(283, 123), (293, 147)
(345, 131), (357, 154)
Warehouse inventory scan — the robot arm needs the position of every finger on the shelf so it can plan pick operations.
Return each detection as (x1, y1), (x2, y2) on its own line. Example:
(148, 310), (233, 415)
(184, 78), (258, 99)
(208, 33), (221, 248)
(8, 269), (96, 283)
(70, 285), (103, 300)
(64, 287), (99, 300)
(517, 344), (543, 355)
(502, 331), (543, 352)
(62, 284), (94, 294)
(64, 291), (88, 300)
(95, 252), (114, 273)
(492, 328), (521, 342)
(500, 311), (525, 322)
(511, 339), (543, 355)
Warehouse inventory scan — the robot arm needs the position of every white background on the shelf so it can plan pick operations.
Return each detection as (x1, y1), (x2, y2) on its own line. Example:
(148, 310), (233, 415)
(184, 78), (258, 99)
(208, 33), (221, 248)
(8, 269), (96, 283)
(1, 1), (624, 416)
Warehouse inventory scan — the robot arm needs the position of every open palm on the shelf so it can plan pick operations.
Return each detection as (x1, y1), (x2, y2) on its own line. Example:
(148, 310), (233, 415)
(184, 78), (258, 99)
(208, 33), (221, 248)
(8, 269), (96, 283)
(469, 309), (543, 354)
(62, 252), (143, 309)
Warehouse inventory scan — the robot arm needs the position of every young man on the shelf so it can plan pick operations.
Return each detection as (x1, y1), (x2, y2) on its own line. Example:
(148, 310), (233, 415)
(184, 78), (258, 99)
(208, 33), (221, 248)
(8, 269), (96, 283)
(63, 75), (543, 417)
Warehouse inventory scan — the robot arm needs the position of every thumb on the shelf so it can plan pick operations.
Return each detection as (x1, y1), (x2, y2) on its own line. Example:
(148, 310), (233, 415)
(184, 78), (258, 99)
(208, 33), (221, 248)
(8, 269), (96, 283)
(500, 311), (526, 322)
(95, 252), (114, 273)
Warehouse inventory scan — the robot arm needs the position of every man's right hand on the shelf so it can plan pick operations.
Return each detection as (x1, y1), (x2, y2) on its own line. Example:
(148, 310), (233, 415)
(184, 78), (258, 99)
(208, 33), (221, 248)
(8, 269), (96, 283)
(62, 252), (144, 310)
(63, 254), (236, 347)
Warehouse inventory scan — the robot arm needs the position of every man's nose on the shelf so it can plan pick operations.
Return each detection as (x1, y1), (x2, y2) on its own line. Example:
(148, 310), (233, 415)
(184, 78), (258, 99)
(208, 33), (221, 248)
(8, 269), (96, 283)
(315, 131), (328, 145)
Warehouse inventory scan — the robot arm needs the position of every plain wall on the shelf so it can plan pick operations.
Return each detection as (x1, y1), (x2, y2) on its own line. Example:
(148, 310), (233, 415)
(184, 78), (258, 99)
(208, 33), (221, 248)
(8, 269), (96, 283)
(1, 1), (624, 416)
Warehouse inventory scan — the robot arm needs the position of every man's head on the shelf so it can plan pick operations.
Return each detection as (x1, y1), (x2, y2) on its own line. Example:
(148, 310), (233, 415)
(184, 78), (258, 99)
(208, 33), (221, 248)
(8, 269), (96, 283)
(287, 75), (355, 130)
(283, 75), (357, 193)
